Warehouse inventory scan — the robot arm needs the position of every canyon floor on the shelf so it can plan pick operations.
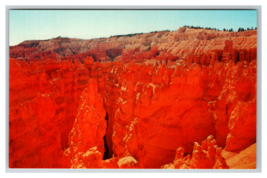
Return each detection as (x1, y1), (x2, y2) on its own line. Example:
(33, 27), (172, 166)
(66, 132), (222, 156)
(9, 27), (257, 169)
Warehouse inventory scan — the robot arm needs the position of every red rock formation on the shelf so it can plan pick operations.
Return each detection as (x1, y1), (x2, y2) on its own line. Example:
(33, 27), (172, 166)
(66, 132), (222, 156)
(9, 58), (91, 168)
(9, 27), (257, 169)
(222, 143), (256, 169)
(66, 78), (107, 168)
(10, 28), (256, 63)
(101, 157), (119, 168)
(117, 156), (138, 168)
(161, 135), (229, 169)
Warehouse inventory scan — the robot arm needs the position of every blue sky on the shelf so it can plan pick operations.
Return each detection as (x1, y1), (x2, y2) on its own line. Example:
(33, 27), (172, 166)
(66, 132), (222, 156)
(9, 10), (257, 46)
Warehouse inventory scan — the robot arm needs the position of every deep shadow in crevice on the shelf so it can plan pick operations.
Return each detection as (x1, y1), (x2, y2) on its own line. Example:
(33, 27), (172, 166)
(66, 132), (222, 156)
(103, 135), (109, 160)
(235, 53), (239, 65)
(103, 112), (110, 160)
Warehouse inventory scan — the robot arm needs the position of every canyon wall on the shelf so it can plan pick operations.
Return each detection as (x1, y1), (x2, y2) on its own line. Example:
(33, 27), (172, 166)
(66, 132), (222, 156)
(9, 28), (257, 169)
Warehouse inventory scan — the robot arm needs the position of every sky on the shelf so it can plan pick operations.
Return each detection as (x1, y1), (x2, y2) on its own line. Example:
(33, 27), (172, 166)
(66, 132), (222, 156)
(9, 10), (257, 46)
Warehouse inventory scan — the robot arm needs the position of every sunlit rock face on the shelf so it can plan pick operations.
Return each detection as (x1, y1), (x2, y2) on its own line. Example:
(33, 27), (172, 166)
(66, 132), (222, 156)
(161, 135), (229, 169)
(9, 27), (257, 169)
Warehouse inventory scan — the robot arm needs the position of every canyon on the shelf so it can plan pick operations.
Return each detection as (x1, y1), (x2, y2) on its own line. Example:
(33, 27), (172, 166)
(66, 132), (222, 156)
(9, 27), (257, 169)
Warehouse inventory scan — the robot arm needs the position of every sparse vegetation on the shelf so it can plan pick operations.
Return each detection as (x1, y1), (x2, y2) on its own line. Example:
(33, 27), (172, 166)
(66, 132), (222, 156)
(109, 30), (170, 38)
(183, 25), (257, 32)
(109, 32), (144, 38)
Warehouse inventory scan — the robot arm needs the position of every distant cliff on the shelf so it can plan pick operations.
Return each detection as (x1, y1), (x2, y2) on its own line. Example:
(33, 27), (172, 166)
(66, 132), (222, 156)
(9, 28), (257, 63)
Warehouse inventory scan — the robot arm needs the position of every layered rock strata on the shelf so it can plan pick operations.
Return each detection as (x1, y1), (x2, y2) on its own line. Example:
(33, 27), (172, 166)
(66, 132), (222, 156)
(9, 28), (257, 169)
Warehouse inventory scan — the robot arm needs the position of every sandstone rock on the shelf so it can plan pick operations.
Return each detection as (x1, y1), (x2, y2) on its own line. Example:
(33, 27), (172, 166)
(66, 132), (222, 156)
(101, 157), (119, 168)
(222, 143), (256, 169)
(161, 135), (229, 169)
(9, 27), (257, 169)
(67, 78), (107, 167)
(177, 27), (186, 33)
(117, 156), (138, 168)
(71, 147), (102, 169)
(10, 28), (257, 63)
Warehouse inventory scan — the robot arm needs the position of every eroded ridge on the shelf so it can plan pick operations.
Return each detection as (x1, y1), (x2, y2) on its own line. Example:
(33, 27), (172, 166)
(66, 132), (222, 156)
(9, 27), (257, 169)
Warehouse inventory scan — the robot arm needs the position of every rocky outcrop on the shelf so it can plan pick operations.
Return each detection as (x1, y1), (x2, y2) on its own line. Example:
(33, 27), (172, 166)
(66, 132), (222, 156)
(161, 135), (228, 169)
(66, 79), (107, 168)
(9, 27), (257, 169)
(9, 58), (90, 167)
(10, 28), (256, 64)
(117, 156), (138, 168)
(222, 143), (256, 169)
(100, 49), (256, 168)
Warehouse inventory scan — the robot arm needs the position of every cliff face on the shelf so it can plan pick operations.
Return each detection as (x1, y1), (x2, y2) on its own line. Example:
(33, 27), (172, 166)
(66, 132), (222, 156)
(9, 28), (257, 169)
(9, 28), (256, 62)
(161, 135), (229, 169)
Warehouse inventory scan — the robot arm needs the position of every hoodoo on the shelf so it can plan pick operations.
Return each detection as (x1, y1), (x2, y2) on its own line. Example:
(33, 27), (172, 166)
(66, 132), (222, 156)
(9, 27), (257, 169)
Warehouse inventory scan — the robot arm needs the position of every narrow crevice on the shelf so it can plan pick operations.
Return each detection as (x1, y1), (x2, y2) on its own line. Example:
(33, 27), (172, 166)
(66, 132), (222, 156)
(103, 111), (110, 160)
(226, 104), (229, 121)
(236, 53), (239, 65)
(103, 135), (109, 160)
